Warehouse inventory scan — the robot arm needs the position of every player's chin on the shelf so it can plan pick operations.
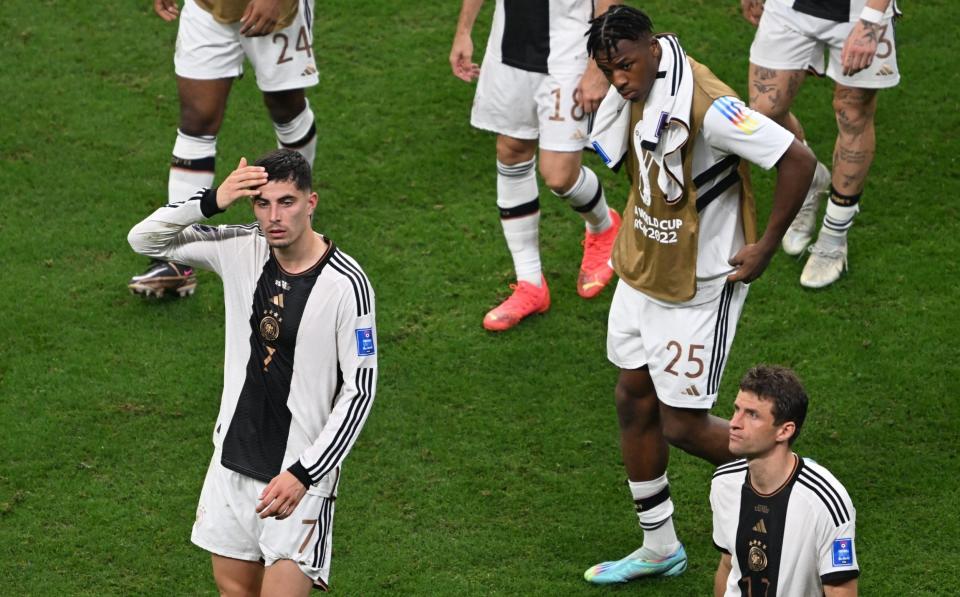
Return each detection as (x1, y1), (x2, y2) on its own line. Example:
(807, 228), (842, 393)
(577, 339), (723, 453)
(728, 438), (746, 456)
(267, 238), (292, 249)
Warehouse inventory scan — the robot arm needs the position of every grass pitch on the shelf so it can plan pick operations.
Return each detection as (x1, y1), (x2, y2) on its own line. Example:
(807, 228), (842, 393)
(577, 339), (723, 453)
(0, 0), (957, 594)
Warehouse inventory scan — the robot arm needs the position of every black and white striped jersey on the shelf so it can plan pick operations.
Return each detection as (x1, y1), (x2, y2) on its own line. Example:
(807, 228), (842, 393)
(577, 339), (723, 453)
(484, 0), (593, 75)
(711, 457), (859, 596)
(128, 189), (377, 497)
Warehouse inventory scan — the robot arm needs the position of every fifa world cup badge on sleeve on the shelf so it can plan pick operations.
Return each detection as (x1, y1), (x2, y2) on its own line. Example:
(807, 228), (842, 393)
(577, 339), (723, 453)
(355, 328), (376, 356)
(832, 538), (854, 566)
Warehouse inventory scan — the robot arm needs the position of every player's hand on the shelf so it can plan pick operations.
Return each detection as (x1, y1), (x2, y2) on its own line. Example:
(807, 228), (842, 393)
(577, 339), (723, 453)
(577, 62), (610, 115)
(256, 471), (308, 520)
(216, 158), (269, 210)
(740, 0), (764, 27)
(840, 20), (880, 76)
(450, 34), (480, 82)
(153, 0), (180, 21)
(240, 0), (282, 36)
(726, 240), (776, 284)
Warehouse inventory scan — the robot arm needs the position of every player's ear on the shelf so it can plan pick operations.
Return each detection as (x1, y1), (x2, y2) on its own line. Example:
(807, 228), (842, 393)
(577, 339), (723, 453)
(776, 421), (796, 444)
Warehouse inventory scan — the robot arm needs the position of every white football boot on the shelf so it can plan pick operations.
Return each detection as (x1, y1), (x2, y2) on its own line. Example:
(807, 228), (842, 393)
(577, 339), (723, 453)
(800, 235), (848, 288)
(782, 161), (830, 256)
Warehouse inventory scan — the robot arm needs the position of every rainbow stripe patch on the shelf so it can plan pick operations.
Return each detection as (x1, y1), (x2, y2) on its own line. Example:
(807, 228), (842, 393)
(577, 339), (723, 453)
(713, 97), (760, 135)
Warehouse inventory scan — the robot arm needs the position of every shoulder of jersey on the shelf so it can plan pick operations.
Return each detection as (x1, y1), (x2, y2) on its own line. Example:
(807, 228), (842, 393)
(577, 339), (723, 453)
(187, 221), (263, 242)
(796, 458), (855, 527)
(325, 247), (374, 316)
(712, 458), (748, 480)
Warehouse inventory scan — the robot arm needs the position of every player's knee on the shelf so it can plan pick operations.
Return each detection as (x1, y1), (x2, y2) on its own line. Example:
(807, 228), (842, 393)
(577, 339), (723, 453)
(179, 101), (224, 136)
(495, 136), (536, 165)
(614, 382), (657, 429)
(833, 88), (877, 128)
(539, 166), (578, 194)
(660, 409), (704, 450)
(750, 97), (789, 122)
(263, 90), (307, 124)
(832, 98), (875, 131)
(215, 579), (259, 597)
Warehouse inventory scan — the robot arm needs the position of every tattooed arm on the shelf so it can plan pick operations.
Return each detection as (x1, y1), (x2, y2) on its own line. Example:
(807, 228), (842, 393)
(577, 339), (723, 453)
(840, 0), (893, 76)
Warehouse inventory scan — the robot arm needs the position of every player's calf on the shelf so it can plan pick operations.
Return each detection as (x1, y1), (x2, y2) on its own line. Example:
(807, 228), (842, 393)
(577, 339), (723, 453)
(660, 406), (734, 466)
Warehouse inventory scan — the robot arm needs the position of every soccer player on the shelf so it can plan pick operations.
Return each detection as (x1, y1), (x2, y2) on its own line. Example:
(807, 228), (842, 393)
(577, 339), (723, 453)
(581, 6), (816, 584)
(128, 149), (376, 595)
(449, 0), (622, 331)
(129, 0), (320, 298)
(712, 366), (859, 596)
(741, 0), (901, 287)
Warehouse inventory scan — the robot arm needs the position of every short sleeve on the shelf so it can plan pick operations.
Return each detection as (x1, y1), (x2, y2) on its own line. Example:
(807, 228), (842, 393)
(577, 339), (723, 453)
(702, 96), (794, 170)
(710, 480), (730, 553)
(817, 504), (860, 585)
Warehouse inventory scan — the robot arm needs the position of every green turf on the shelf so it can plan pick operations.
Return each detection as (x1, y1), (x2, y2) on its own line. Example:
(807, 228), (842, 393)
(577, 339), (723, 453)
(0, 0), (957, 594)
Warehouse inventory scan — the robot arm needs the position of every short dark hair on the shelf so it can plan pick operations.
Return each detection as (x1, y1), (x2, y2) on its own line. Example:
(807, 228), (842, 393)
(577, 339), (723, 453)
(739, 365), (809, 445)
(254, 148), (311, 192)
(586, 5), (654, 59)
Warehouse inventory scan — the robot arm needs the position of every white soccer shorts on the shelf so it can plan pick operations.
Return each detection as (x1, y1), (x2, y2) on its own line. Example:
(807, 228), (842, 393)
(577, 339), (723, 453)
(607, 278), (749, 409)
(471, 57), (591, 152)
(750, 5), (900, 89)
(174, 0), (319, 92)
(191, 453), (335, 590)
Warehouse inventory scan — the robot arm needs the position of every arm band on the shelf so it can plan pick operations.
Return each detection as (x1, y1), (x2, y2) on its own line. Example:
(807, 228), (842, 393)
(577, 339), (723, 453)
(859, 6), (884, 23)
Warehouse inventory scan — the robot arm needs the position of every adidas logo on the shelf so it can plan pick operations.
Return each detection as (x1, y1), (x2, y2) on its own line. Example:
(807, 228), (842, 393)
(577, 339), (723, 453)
(301, 65), (317, 76)
(876, 64), (895, 76)
(753, 519), (767, 534)
(681, 385), (701, 397)
(271, 293), (285, 308)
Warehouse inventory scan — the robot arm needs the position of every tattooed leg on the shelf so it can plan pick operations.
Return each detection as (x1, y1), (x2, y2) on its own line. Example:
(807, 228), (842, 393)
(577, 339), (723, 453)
(748, 64), (807, 140)
(831, 83), (878, 196)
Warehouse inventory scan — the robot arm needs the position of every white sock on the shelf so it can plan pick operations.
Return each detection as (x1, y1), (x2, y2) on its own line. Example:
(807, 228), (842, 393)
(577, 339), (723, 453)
(628, 475), (680, 556)
(169, 129), (216, 204)
(274, 98), (317, 168)
(821, 199), (859, 242)
(553, 166), (611, 233)
(497, 158), (541, 286)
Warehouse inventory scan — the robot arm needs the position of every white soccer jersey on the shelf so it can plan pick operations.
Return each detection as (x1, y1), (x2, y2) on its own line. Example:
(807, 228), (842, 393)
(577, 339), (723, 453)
(711, 457), (860, 596)
(483, 0), (593, 75)
(768, 0), (897, 23)
(128, 189), (377, 497)
(655, 96), (793, 287)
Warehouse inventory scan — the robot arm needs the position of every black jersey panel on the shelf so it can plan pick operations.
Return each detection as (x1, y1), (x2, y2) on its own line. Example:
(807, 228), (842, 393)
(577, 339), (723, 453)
(734, 459), (803, 596)
(792, 0), (849, 22)
(501, 0), (551, 73)
(221, 254), (324, 482)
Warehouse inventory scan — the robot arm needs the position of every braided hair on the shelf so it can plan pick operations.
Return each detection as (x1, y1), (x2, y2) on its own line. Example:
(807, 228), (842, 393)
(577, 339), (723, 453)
(585, 5), (654, 58)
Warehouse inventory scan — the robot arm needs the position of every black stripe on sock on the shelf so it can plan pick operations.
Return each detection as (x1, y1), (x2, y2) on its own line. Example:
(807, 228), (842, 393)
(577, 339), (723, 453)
(280, 123), (317, 150)
(639, 517), (670, 531)
(573, 182), (603, 214)
(171, 155), (215, 172)
(499, 198), (540, 219)
(829, 185), (861, 206)
(634, 485), (671, 512)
